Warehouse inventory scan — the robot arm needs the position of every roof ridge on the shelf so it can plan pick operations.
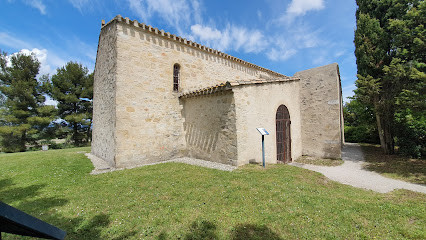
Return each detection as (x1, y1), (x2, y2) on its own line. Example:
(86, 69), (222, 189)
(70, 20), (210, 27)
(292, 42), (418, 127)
(101, 15), (289, 78)
(179, 77), (300, 98)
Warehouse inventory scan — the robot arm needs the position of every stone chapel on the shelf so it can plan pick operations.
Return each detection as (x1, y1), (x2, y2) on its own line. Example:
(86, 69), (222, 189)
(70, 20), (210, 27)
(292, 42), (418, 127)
(91, 15), (344, 168)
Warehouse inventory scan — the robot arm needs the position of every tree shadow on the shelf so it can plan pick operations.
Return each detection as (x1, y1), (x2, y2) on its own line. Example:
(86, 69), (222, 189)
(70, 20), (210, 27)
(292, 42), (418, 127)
(63, 213), (136, 240)
(184, 219), (218, 240)
(0, 178), (136, 239)
(0, 182), (46, 204)
(230, 224), (283, 240)
(0, 179), (14, 189)
(361, 145), (426, 184)
(159, 220), (283, 240)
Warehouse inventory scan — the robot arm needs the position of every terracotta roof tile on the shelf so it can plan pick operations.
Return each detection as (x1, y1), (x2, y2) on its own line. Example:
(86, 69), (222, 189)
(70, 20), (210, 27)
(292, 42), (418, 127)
(179, 77), (299, 98)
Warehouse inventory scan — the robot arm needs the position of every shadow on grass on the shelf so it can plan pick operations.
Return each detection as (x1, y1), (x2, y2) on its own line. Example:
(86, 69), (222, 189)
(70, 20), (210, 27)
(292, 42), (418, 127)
(230, 224), (283, 240)
(0, 178), (136, 239)
(159, 219), (282, 240)
(361, 145), (426, 184)
(184, 219), (218, 240)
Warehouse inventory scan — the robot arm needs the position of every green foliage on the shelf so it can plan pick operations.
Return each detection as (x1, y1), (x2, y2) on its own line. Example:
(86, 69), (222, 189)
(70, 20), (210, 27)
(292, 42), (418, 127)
(343, 99), (379, 144)
(48, 62), (93, 146)
(0, 51), (55, 152)
(394, 109), (426, 158)
(354, 0), (425, 157)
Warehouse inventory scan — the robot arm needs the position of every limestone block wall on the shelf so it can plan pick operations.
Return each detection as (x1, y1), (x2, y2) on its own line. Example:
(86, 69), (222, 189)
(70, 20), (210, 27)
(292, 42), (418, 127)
(111, 19), (287, 167)
(92, 22), (118, 167)
(181, 92), (237, 165)
(233, 81), (302, 166)
(294, 63), (344, 159)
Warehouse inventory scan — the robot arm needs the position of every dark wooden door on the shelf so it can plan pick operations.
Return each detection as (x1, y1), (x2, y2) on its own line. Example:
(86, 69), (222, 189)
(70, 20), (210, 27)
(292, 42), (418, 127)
(276, 105), (291, 163)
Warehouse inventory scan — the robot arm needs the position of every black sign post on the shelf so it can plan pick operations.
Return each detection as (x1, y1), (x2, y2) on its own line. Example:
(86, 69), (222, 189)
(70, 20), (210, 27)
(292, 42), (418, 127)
(0, 202), (66, 240)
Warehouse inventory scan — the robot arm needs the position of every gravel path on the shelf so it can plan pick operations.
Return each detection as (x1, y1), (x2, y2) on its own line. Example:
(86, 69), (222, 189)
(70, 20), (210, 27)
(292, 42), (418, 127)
(86, 153), (236, 175)
(289, 143), (426, 194)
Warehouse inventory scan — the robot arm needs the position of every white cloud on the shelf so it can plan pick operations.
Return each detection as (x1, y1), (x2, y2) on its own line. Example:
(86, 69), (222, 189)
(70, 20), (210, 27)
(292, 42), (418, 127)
(6, 48), (59, 106)
(287, 0), (324, 16)
(124, 0), (331, 64)
(68, 0), (90, 11)
(66, 37), (97, 62)
(257, 10), (262, 20)
(334, 50), (346, 58)
(14, 48), (55, 76)
(190, 24), (222, 42)
(44, 96), (58, 106)
(0, 32), (32, 49)
(6, 48), (68, 77)
(67, 0), (104, 13)
(26, 0), (47, 15)
(127, 0), (202, 35)
(189, 20), (326, 61)
(276, 0), (325, 23)
(190, 24), (267, 54)
(266, 37), (298, 61)
(267, 47), (297, 61)
(0, 32), (67, 72)
(267, 48), (297, 61)
(291, 24), (322, 48)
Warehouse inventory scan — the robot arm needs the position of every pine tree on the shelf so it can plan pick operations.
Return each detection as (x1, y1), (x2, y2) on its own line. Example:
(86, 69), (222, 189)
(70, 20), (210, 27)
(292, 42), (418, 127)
(48, 62), (93, 146)
(354, 0), (425, 156)
(0, 51), (55, 152)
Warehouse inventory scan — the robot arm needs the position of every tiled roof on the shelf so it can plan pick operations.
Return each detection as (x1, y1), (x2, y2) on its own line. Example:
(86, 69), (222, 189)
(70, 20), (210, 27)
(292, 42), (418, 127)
(179, 77), (299, 98)
(228, 77), (298, 86)
(102, 15), (289, 78)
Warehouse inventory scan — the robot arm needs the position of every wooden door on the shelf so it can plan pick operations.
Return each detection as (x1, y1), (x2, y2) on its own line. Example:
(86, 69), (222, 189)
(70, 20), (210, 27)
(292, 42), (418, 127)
(276, 105), (291, 163)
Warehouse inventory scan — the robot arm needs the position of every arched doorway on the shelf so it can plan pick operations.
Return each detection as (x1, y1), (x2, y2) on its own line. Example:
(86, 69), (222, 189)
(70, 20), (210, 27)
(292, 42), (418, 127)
(276, 105), (291, 163)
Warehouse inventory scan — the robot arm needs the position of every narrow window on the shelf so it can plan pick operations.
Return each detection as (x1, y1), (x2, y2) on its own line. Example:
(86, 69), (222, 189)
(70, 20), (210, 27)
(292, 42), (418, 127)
(173, 64), (180, 92)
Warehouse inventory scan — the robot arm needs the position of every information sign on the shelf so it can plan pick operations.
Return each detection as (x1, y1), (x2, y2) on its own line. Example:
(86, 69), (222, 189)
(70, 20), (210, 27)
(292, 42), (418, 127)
(256, 128), (269, 135)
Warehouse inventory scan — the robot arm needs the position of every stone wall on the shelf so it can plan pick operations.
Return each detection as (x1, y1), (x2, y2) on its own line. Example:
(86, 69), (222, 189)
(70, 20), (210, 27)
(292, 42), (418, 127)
(110, 20), (284, 167)
(91, 22), (118, 167)
(294, 63), (343, 159)
(181, 91), (237, 165)
(93, 16), (344, 167)
(233, 80), (302, 165)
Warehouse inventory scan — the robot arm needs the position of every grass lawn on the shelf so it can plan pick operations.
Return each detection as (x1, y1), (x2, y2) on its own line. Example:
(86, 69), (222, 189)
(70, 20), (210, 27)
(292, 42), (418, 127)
(361, 144), (426, 185)
(1, 148), (425, 239)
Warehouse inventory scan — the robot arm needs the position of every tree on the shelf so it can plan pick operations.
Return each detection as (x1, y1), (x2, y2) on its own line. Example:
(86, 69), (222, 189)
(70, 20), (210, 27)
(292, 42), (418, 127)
(0, 51), (55, 152)
(48, 62), (93, 146)
(343, 99), (379, 144)
(354, 0), (425, 156)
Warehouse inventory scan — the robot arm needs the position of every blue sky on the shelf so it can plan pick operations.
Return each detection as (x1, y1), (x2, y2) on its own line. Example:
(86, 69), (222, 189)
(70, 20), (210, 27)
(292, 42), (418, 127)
(0, 0), (358, 101)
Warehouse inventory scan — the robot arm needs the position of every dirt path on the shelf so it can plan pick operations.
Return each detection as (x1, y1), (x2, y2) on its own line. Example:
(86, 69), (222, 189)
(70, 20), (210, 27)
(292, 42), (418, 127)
(290, 143), (426, 194)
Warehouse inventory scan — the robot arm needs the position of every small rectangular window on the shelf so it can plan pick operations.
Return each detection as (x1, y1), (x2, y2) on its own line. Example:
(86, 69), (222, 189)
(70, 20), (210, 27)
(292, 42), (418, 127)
(173, 64), (180, 92)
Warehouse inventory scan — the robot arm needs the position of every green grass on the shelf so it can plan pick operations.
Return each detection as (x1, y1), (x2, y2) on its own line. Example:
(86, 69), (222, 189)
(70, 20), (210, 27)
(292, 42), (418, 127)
(294, 156), (344, 166)
(361, 144), (426, 185)
(1, 148), (425, 239)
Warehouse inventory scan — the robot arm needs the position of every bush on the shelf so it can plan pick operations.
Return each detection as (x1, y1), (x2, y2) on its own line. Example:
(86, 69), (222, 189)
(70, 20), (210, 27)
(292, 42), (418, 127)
(394, 110), (425, 158)
(345, 125), (380, 144)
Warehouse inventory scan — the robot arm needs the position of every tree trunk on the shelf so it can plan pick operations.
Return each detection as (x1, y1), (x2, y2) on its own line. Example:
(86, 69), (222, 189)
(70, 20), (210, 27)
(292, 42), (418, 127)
(20, 131), (26, 152)
(374, 101), (394, 154)
(383, 112), (395, 154)
(375, 109), (386, 151)
(73, 122), (79, 146)
(374, 97), (385, 150)
(86, 119), (92, 143)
